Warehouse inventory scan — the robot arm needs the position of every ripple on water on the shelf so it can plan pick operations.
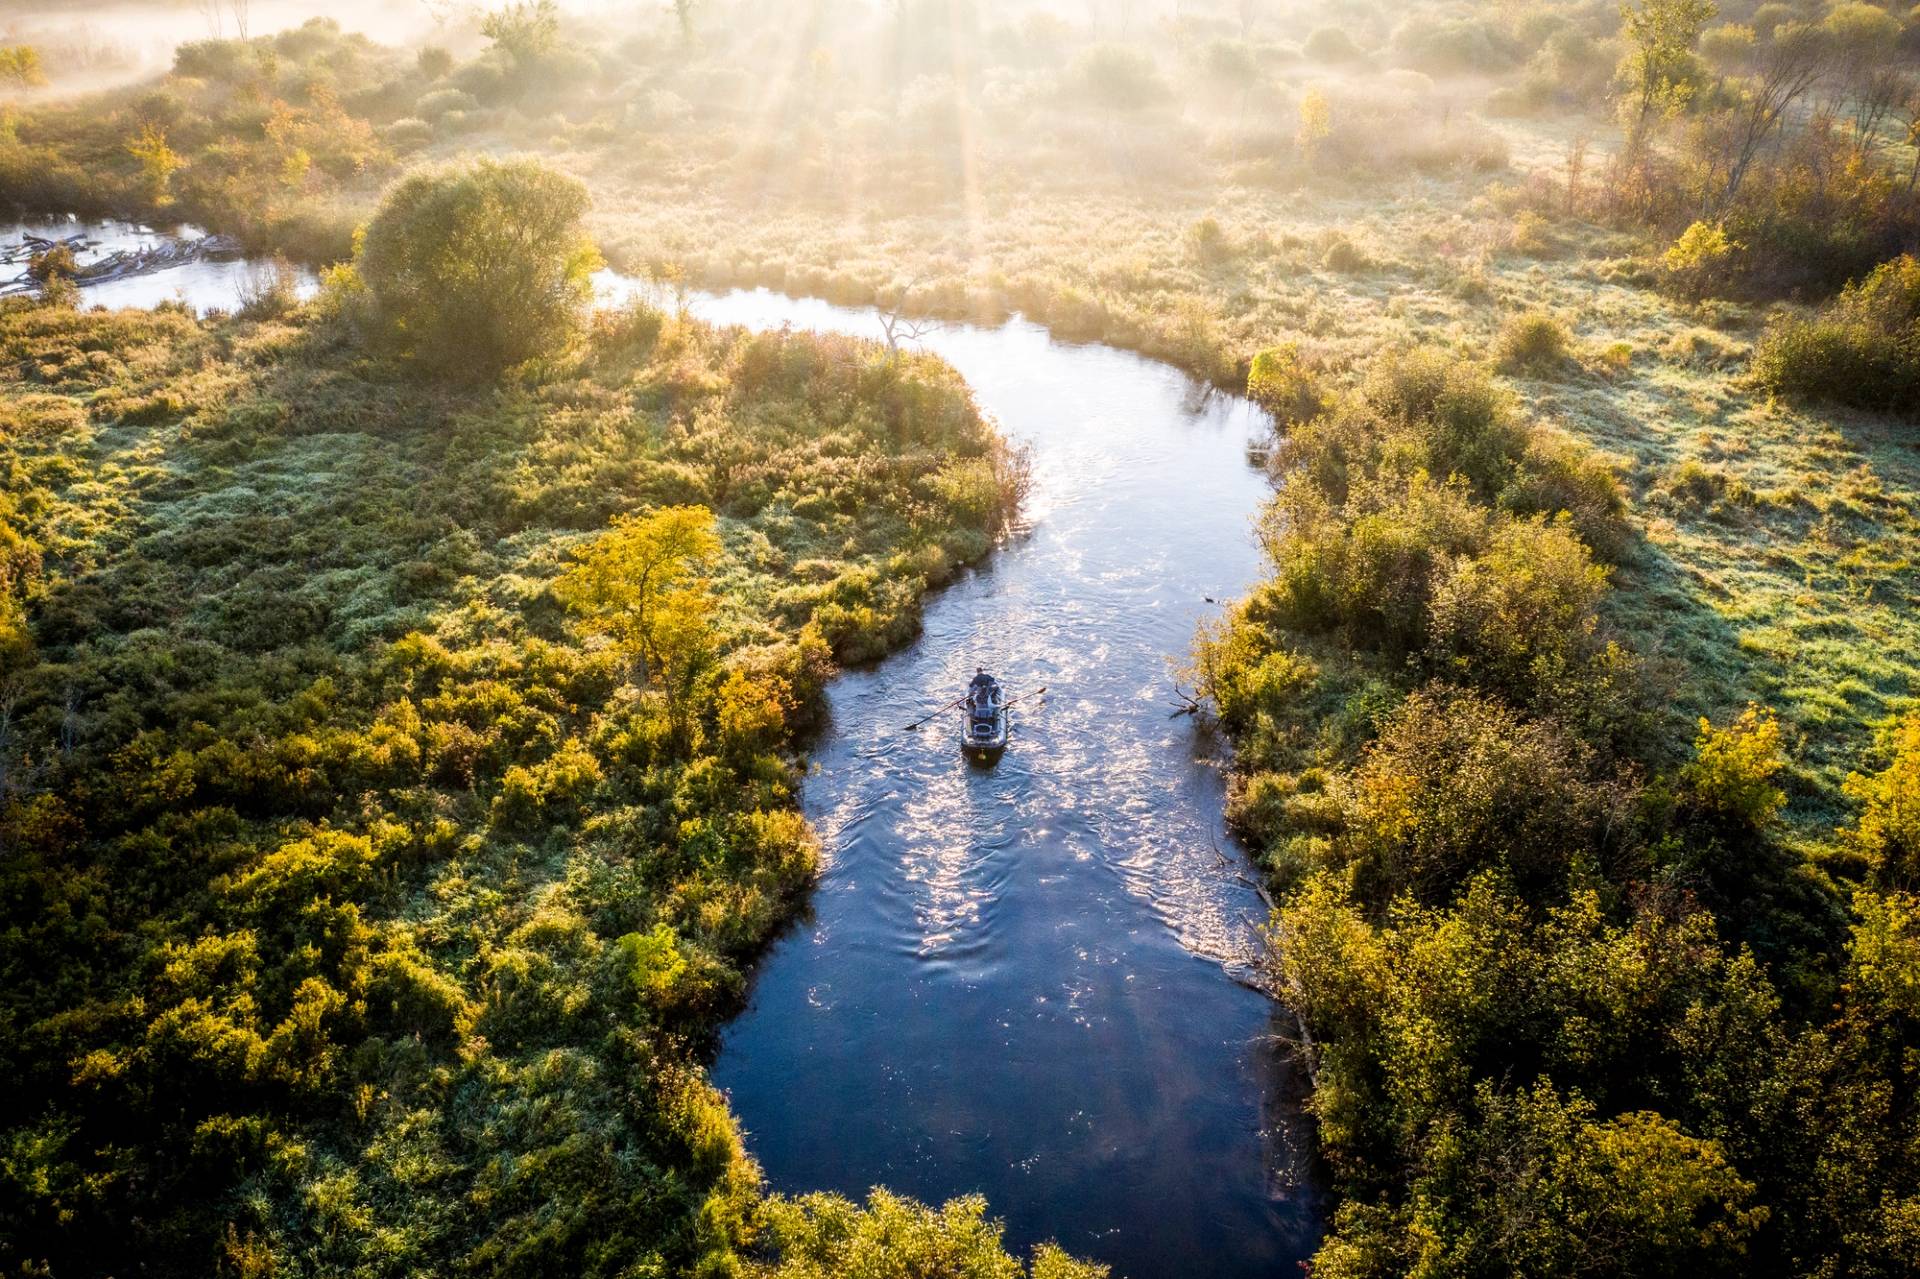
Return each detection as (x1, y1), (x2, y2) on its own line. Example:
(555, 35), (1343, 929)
(703, 288), (1325, 1278)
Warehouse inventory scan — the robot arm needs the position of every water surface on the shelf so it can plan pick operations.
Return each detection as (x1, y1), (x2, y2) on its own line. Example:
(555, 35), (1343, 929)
(690, 290), (1325, 1278)
(2, 217), (316, 311)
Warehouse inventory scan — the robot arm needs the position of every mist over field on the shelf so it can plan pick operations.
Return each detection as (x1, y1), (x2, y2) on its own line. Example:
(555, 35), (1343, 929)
(3, 2), (1919, 1277)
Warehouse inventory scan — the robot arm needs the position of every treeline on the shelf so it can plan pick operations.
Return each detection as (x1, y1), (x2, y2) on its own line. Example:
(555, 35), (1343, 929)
(1208, 345), (1918, 1275)
(1608, 0), (1920, 302)
(0, 162), (1080, 1276)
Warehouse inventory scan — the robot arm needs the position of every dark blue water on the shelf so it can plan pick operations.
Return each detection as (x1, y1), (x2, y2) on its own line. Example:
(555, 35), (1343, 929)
(694, 291), (1325, 1278)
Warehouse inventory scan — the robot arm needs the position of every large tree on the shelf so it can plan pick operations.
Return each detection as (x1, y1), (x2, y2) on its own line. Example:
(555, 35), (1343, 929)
(356, 157), (601, 379)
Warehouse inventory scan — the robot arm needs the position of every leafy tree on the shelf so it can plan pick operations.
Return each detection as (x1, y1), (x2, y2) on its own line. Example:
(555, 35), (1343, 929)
(556, 504), (722, 730)
(1843, 712), (1920, 886)
(127, 123), (181, 204)
(356, 157), (601, 378)
(1342, 686), (1632, 903)
(1618, 0), (1717, 159)
(1297, 87), (1332, 159)
(1073, 45), (1167, 116)
(0, 45), (44, 87)
(1247, 343), (1323, 426)
(480, 1), (560, 63)
(1681, 704), (1787, 833)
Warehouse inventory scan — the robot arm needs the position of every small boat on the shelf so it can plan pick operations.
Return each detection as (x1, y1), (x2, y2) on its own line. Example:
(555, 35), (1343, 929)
(961, 670), (1010, 760)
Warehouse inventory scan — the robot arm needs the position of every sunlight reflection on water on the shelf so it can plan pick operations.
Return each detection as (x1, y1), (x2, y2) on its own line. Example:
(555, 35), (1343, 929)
(694, 288), (1327, 1278)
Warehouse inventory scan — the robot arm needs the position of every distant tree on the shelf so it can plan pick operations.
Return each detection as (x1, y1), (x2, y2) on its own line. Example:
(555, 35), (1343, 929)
(1074, 45), (1166, 117)
(670, 0), (701, 44)
(481, 0), (560, 63)
(1618, 0), (1717, 161)
(356, 157), (601, 378)
(1296, 86), (1332, 160)
(1707, 21), (1827, 214)
(0, 45), (44, 88)
(126, 124), (182, 204)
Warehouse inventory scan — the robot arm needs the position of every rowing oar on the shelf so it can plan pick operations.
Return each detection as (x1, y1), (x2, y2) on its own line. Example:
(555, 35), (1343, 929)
(902, 697), (965, 731)
(900, 686), (1048, 731)
(1003, 686), (1047, 709)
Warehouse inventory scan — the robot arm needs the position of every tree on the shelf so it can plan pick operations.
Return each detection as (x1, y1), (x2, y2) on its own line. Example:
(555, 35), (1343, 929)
(1843, 711), (1920, 886)
(1296, 86), (1332, 160)
(126, 124), (182, 204)
(556, 505), (722, 730)
(356, 157), (601, 379)
(481, 1), (559, 63)
(1618, 0), (1718, 161)
(670, 0), (701, 45)
(1708, 20), (1828, 214)
(0, 45), (45, 88)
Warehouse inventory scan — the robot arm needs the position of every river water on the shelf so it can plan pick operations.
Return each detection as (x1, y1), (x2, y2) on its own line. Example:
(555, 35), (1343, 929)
(688, 291), (1324, 1277)
(28, 236), (1325, 1277)
(1, 217), (319, 310)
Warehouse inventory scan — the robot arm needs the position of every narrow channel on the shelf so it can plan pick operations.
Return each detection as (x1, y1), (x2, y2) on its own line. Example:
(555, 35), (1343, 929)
(691, 291), (1325, 1278)
(7, 231), (1328, 1276)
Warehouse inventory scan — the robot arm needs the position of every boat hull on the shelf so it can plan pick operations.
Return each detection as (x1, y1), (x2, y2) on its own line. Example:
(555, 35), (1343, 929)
(961, 708), (1010, 760)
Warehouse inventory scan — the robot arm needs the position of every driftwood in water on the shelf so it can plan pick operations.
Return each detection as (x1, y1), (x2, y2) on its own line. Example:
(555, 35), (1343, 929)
(0, 231), (244, 296)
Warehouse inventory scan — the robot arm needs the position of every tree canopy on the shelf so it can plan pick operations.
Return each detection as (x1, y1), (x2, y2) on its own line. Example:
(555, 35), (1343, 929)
(356, 156), (601, 379)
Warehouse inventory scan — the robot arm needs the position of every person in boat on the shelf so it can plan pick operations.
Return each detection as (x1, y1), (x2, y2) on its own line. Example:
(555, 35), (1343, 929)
(968, 667), (1000, 710)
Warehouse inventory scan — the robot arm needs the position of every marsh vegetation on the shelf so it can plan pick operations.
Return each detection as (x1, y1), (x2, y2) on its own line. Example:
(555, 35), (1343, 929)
(3, 0), (1920, 1275)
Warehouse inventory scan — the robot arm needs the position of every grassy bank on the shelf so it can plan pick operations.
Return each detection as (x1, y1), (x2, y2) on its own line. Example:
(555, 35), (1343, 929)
(1196, 343), (1920, 1276)
(0, 285), (1093, 1277)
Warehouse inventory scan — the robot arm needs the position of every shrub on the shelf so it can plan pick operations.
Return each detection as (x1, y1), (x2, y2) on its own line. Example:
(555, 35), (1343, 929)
(1493, 310), (1572, 374)
(1699, 23), (1758, 70)
(1663, 220), (1739, 299)
(1681, 705), (1788, 834)
(1341, 686), (1631, 902)
(356, 157), (602, 379)
(757, 1190), (1110, 1279)
(1389, 13), (1519, 73)
(1751, 254), (1920, 412)
(1842, 711), (1920, 886)
(416, 45), (454, 79)
(1303, 26), (1364, 63)
(1247, 343), (1324, 426)
(381, 117), (432, 151)
(1070, 45), (1168, 113)
(414, 87), (478, 120)
(1321, 233), (1371, 273)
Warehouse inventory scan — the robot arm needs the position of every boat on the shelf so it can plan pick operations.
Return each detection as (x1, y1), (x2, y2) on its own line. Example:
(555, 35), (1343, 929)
(961, 670), (1010, 760)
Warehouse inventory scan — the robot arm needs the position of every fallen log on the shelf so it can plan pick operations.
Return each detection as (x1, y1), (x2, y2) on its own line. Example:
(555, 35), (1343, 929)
(0, 230), (241, 297)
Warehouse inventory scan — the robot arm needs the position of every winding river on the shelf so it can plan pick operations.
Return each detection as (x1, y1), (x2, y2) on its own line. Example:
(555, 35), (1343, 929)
(20, 230), (1325, 1278)
(690, 291), (1324, 1277)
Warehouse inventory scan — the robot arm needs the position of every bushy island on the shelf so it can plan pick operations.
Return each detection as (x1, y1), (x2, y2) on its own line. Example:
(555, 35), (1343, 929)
(0, 160), (1097, 1278)
(1201, 346), (1919, 1276)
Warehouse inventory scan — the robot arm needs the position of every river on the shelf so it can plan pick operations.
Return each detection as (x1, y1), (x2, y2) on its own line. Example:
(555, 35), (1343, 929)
(23, 233), (1325, 1278)
(689, 290), (1324, 1277)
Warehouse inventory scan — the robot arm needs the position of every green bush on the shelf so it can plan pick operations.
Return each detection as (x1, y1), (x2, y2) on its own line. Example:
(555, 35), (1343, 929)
(1339, 686), (1632, 902)
(1246, 343), (1324, 426)
(356, 157), (602, 379)
(1752, 254), (1920, 412)
(1493, 309), (1572, 374)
